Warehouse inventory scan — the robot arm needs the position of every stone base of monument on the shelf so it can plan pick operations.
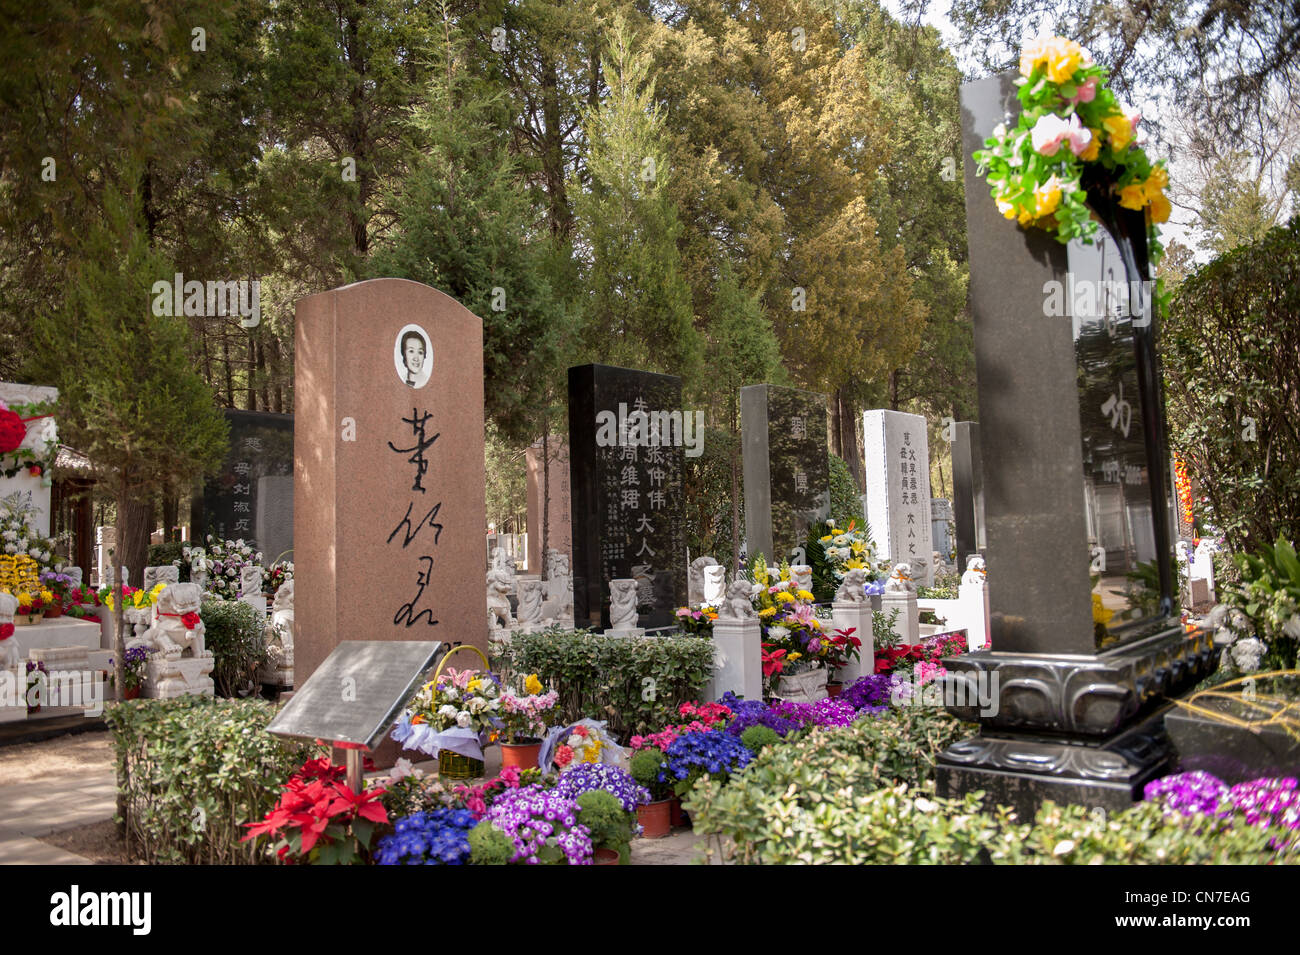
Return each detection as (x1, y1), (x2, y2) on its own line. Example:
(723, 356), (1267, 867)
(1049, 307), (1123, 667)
(831, 601), (875, 686)
(934, 624), (1218, 815)
(604, 628), (646, 639)
(0, 665), (25, 723)
(703, 619), (762, 702)
(881, 592), (919, 645)
(143, 654), (215, 700)
(1165, 702), (1300, 785)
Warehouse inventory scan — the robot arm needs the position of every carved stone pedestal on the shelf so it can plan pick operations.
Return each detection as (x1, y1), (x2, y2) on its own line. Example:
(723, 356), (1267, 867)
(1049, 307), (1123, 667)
(934, 625), (1218, 817)
(704, 619), (762, 702)
(831, 600), (875, 685)
(143, 654), (215, 700)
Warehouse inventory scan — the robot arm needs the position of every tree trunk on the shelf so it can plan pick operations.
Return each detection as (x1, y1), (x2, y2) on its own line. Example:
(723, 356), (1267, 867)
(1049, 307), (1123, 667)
(541, 414), (550, 574)
(120, 494), (153, 583)
(112, 486), (129, 840)
(836, 389), (863, 491)
(161, 491), (179, 543)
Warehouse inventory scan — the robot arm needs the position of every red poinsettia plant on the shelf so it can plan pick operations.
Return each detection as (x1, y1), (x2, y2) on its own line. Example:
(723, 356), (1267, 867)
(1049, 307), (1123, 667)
(242, 755), (388, 865)
(825, 626), (863, 676)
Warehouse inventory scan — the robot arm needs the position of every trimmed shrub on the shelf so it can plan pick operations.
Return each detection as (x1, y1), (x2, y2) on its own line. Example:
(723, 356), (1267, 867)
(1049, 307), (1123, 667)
(201, 596), (268, 697)
(106, 696), (311, 864)
(495, 629), (712, 740)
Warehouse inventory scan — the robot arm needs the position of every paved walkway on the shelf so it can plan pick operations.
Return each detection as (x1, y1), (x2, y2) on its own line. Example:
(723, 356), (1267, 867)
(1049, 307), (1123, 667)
(0, 730), (706, 864)
(0, 731), (116, 864)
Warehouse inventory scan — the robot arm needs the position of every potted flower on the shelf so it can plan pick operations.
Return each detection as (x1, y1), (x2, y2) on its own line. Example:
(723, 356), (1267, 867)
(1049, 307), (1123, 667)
(390, 667), (502, 778)
(555, 764), (649, 864)
(674, 603), (718, 636)
(660, 729), (754, 806)
(15, 590), (46, 624)
(25, 660), (46, 712)
(824, 626), (864, 697)
(38, 570), (76, 619)
(628, 747), (674, 839)
(109, 645), (150, 700)
(497, 673), (558, 770)
(63, 584), (100, 619)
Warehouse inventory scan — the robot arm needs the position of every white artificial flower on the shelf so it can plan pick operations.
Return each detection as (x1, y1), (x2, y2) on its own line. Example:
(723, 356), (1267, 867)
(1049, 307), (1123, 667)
(455, 711), (472, 728)
(390, 758), (415, 782)
(2, 530), (14, 541)
(437, 703), (458, 718)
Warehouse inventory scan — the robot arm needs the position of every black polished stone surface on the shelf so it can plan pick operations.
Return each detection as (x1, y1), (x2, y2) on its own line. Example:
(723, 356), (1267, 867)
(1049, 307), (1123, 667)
(1166, 703), (1300, 784)
(192, 409), (294, 561)
(951, 421), (985, 565)
(741, 384), (830, 564)
(568, 364), (686, 629)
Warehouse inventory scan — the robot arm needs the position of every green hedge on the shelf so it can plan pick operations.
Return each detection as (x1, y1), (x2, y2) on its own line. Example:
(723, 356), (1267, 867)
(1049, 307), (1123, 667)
(494, 629), (713, 741)
(201, 596), (268, 697)
(106, 696), (311, 864)
(685, 711), (1287, 865)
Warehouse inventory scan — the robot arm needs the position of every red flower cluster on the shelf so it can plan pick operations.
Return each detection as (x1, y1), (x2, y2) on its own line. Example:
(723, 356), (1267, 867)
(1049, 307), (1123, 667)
(761, 644), (787, 678)
(875, 644), (925, 674)
(0, 409), (26, 454)
(677, 700), (732, 726)
(241, 756), (388, 863)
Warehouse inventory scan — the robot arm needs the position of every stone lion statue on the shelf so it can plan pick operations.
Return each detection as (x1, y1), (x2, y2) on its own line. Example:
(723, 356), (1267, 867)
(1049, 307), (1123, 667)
(272, 579), (295, 614)
(609, 578), (640, 630)
(834, 568), (869, 604)
(884, 562), (916, 595)
(486, 565), (513, 630)
(961, 555), (987, 587)
(719, 579), (758, 620)
(128, 583), (210, 660)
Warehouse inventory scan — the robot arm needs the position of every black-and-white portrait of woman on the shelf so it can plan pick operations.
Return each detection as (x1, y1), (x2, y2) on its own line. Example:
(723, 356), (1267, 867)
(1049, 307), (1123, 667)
(394, 324), (432, 389)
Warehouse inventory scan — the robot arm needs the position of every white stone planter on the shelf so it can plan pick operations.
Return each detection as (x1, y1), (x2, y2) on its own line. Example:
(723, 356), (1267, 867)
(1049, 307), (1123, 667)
(776, 667), (828, 702)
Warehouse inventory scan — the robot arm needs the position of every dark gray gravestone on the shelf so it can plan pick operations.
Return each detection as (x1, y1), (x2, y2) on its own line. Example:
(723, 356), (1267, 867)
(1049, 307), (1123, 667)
(951, 421), (985, 564)
(267, 640), (442, 749)
(933, 73), (1216, 816)
(193, 409), (293, 562)
(568, 364), (687, 630)
(741, 384), (830, 565)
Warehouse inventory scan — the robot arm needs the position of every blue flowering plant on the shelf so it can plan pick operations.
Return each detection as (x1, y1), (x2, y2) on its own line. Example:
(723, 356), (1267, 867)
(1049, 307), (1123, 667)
(375, 808), (478, 865)
(661, 729), (755, 798)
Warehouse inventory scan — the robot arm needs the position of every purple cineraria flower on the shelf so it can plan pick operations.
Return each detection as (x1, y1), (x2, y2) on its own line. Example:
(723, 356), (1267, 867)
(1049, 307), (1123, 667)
(485, 785), (593, 865)
(553, 763), (649, 812)
(1143, 771), (1231, 818)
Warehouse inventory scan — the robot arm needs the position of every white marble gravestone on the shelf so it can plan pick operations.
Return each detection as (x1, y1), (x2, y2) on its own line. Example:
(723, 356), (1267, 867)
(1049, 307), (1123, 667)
(863, 409), (934, 587)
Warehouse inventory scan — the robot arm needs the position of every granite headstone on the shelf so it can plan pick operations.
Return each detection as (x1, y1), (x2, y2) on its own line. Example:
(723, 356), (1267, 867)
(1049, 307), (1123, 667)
(863, 409), (934, 587)
(295, 279), (487, 684)
(193, 409), (294, 563)
(740, 384), (830, 565)
(568, 364), (687, 630)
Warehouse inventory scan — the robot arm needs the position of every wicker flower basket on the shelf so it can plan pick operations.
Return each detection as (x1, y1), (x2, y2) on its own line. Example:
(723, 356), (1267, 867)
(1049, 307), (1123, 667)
(431, 643), (490, 780)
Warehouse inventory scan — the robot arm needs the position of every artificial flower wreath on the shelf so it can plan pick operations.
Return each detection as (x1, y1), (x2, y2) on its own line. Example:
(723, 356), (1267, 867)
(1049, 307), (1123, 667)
(974, 36), (1169, 264)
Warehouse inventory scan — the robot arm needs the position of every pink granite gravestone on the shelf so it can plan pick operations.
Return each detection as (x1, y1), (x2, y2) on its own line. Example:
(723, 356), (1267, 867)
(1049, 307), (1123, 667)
(295, 279), (486, 685)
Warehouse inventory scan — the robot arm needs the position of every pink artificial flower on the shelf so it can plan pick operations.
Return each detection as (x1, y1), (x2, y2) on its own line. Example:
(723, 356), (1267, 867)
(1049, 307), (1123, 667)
(1030, 112), (1092, 157)
(1067, 76), (1097, 104)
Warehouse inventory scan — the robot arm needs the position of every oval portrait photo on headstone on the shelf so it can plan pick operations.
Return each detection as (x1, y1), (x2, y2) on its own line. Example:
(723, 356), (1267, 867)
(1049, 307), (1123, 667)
(394, 323), (432, 389)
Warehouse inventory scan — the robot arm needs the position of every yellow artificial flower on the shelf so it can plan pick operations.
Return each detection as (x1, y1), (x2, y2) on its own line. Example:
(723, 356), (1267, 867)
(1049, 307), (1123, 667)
(845, 559), (865, 570)
(1102, 112), (1132, 151)
(1147, 193), (1171, 223)
(1043, 37), (1084, 83)
(820, 534), (834, 543)
(796, 590), (815, 601)
(40, 590), (53, 602)
(788, 652), (802, 661)
(775, 591), (795, 603)
(17, 593), (32, 607)
(1092, 592), (1114, 627)
(524, 673), (544, 695)
(1079, 133), (1102, 162)
(1118, 184), (1147, 210)
(1033, 176), (1063, 217)
(1145, 165), (1168, 192)
(850, 541), (864, 554)
(758, 607), (777, 618)
(1017, 208), (1035, 226)
(132, 588), (146, 608)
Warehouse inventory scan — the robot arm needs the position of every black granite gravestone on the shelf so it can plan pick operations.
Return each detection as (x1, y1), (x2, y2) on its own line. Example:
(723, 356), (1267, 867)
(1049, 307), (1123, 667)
(741, 384), (830, 565)
(192, 409), (294, 562)
(951, 421), (985, 565)
(568, 365), (687, 630)
(934, 73), (1216, 816)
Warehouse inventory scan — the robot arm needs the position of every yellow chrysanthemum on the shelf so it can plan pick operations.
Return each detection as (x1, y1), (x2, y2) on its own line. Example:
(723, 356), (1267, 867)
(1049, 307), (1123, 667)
(788, 652), (802, 661)
(1092, 592), (1114, 627)
(758, 607), (777, 618)
(775, 591), (795, 603)
(820, 534), (834, 543)
(40, 590), (53, 603)
(796, 590), (815, 601)
(524, 673), (544, 695)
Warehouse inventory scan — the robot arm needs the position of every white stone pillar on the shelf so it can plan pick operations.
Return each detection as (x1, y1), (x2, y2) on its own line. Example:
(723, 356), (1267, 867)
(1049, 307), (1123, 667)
(881, 590), (919, 646)
(705, 618), (763, 702)
(831, 600), (875, 685)
(959, 580), (991, 650)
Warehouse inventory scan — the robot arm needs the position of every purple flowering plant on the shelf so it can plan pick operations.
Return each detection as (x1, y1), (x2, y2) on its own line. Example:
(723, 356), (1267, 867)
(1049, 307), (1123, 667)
(1145, 771), (1300, 855)
(485, 785), (593, 865)
(553, 763), (650, 812)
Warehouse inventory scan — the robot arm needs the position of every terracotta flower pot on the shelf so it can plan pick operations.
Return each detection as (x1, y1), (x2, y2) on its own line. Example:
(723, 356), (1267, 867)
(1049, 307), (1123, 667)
(593, 847), (621, 865)
(500, 741), (541, 770)
(826, 681), (843, 698)
(637, 799), (672, 839)
(43, 605), (64, 619)
(124, 685), (142, 701)
(670, 796), (688, 828)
